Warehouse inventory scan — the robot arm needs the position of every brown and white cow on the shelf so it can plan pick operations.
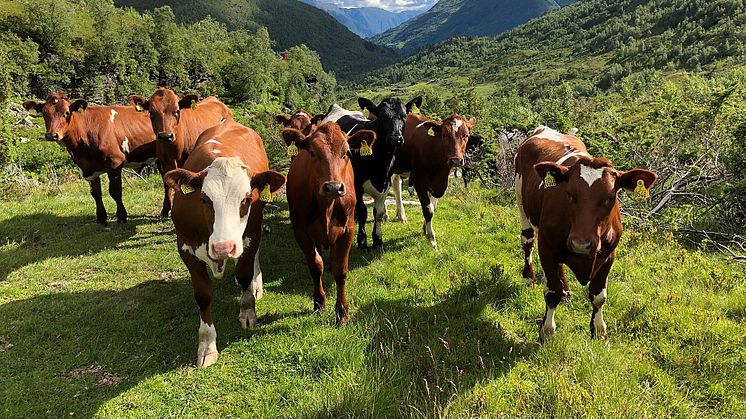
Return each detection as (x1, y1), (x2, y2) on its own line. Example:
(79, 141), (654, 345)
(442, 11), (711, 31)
(163, 120), (285, 368)
(276, 109), (324, 134)
(23, 93), (159, 226)
(129, 89), (233, 217)
(283, 123), (376, 324)
(390, 113), (476, 248)
(515, 126), (656, 341)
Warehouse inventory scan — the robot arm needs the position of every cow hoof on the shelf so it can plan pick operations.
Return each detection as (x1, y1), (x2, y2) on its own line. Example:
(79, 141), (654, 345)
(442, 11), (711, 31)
(254, 286), (264, 300)
(117, 217), (127, 224)
(396, 214), (408, 224)
(97, 217), (108, 227)
(197, 350), (219, 368)
(160, 210), (170, 219)
(429, 240), (438, 250)
(336, 313), (349, 326)
(539, 327), (555, 343)
(561, 291), (572, 303)
(357, 241), (368, 250)
(381, 213), (389, 223)
(239, 309), (257, 329)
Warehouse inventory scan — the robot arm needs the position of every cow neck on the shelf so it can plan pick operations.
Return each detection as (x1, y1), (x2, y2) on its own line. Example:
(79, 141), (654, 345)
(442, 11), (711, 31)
(62, 112), (88, 151)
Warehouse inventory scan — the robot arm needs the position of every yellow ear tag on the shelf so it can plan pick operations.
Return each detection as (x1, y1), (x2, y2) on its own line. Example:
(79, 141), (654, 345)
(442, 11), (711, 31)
(360, 140), (373, 156)
(260, 184), (273, 203)
(633, 179), (649, 200)
(287, 142), (299, 157)
(77, 107), (85, 113)
(135, 104), (144, 112)
(180, 183), (195, 195)
(191, 100), (198, 111)
(428, 127), (436, 137)
(544, 172), (556, 188)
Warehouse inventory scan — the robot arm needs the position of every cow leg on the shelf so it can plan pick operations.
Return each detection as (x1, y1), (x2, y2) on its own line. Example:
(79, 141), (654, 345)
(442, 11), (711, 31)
(107, 168), (127, 224)
(416, 184), (438, 249)
(331, 229), (353, 325)
(89, 176), (108, 226)
(295, 230), (326, 312)
(179, 246), (218, 368)
(515, 173), (537, 285)
(391, 174), (408, 223)
(371, 193), (387, 249)
(588, 254), (614, 339)
(355, 189), (368, 250)
(463, 168), (471, 188)
(157, 161), (172, 218)
(235, 201), (264, 329)
(538, 251), (571, 342)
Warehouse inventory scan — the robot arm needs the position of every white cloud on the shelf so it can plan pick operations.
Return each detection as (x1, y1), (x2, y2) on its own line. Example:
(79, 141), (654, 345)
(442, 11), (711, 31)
(329, 0), (437, 12)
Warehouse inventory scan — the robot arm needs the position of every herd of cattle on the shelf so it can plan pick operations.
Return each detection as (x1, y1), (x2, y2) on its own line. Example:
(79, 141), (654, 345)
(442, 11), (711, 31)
(22, 90), (656, 367)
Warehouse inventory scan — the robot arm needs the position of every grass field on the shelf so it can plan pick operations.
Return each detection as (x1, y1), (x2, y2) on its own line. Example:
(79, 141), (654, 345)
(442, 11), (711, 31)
(0, 175), (744, 417)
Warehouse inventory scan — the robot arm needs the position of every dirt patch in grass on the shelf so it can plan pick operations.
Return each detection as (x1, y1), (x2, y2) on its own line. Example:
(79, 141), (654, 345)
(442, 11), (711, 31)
(0, 338), (13, 352)
(59, 364), (122, 388)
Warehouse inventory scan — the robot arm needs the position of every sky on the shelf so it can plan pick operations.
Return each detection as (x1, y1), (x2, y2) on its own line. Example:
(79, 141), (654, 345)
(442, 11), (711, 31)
(328, 0), (437, 12)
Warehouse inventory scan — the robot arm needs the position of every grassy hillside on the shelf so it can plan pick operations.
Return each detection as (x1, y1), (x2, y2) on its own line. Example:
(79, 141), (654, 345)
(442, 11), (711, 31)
(371, 0), (572, 54)
(0, 172), (743, 417)
(365, 0), (746, 92)
(113, 0), (400, 77)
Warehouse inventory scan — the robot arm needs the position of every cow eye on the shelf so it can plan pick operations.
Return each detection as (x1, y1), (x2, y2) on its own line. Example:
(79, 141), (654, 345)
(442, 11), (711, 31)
(343, 150), (351, 160)
(65, 111), (71, 117)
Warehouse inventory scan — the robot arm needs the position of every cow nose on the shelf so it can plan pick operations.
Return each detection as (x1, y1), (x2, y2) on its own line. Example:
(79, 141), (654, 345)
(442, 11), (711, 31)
(211, 241), (237, 258)
(449, 158), (464, 167)
(45, 133), (59, 141)
(570, 239), (594, 255)
(322, 182), (345, 198)
(393, 135), (403, 145)
(158, 132), (175, 142)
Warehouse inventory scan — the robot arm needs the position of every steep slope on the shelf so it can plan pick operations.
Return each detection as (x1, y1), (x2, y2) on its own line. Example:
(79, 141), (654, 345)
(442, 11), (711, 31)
(371, 0), (572, 54)
(300, 0), (424, 38)
(114, 0), (400, 78)
(364, 0), (746, 93)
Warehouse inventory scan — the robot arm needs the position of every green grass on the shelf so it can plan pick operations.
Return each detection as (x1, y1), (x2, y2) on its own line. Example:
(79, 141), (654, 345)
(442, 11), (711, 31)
(0, 175), (744, 417)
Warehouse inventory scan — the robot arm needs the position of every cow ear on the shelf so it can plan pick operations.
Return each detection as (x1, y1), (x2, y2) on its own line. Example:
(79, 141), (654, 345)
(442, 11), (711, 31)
(23, 100), (44, 113)
(128, 95), (149, 112)
(405, 96), (422, 113)
(358, 97), (378, 117)
(281, 128), (309, 148)
(69, 100), (88, 113)
(423, 121), (442, 136)
(616, 169), (657, 192)
(164, 168), (205, 193)
(534, 162), (569, 184)
(252, 170), (286, 194)
(178, 94), (200, 110)
(301, 124), (317, 136)
(466, 117), (477, 129)
(276, 114), (292, 126)
(310, 114), (325, 125)
(348, 129), (377, 151)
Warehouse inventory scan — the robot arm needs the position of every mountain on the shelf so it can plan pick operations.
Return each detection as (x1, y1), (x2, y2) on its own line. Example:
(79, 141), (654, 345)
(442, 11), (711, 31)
(300, 0), (425, 38)
(364, 0), (745, 94)
(371, 0), (575, 54)
(113, 0), (400, 78)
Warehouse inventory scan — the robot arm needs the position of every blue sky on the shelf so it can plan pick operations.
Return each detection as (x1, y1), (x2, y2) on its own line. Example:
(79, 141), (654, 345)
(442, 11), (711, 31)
(329, 0), (437, 12)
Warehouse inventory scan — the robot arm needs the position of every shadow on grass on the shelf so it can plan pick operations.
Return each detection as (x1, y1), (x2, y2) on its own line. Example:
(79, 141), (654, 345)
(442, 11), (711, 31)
(301, 267), (538, 417)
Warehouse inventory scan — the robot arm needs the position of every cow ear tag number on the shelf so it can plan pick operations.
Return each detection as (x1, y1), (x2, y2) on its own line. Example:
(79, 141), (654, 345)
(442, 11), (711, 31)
(287, 142), (299, 157)
(191, 100), (199, 111)
(544, 172), (557, 188)
(633, 179), (649, 200)
(260, 185), (273, 203)
(181, 183), (195, 195)
(360, 141), (373, 156)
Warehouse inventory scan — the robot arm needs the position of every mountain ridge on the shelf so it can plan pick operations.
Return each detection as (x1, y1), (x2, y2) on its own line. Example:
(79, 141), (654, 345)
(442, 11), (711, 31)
(299, 0), (425, 38)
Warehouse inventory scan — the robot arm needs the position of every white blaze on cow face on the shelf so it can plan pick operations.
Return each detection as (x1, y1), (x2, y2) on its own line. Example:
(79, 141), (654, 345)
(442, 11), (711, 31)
(201, 157), (252, 260)
(580, 164), (606, 187)
(110, 109), (118, 123)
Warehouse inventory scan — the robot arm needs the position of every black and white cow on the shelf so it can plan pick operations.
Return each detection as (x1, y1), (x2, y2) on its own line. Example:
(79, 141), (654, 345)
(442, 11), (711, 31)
(323, 97), (422, 249)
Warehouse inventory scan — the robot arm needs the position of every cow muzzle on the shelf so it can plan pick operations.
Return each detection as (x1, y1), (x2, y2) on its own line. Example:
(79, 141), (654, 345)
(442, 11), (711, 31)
(45, 133), (60, 142)
(568, 238), (597, 256)
(322, 182), (346, 199)
(449, 158), (464, 167)
(211, 241), (239, 259)
(158, 132), (175, 143)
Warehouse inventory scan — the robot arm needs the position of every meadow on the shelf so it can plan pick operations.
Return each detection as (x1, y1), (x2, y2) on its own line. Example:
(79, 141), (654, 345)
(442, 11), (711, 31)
(0, 174), (743, 417)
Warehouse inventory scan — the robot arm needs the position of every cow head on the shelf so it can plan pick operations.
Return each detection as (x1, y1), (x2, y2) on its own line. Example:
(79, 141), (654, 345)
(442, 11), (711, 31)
(164, 157), (285, 260)
(23, 93), (88, 142)
(129, 89), (198, 143)
(534, 157), (657, 256)
(276, 110), (324, 133)
(421, 114), (477, 167)
(358, 96), (421, 148)
(283, 123), (376, 200)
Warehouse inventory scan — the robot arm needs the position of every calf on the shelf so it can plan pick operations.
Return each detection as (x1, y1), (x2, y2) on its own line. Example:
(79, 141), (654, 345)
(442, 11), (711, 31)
(276, 109), (324, 134)
(515, 126), (656, 341)
(283, 123), (376, 324)
(325, 97), (422, 250)
(23, 93), (159, 226)
(164, 120), (285, 367)
(391, 113), (476, 248)
(129, 89), (233, 217)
